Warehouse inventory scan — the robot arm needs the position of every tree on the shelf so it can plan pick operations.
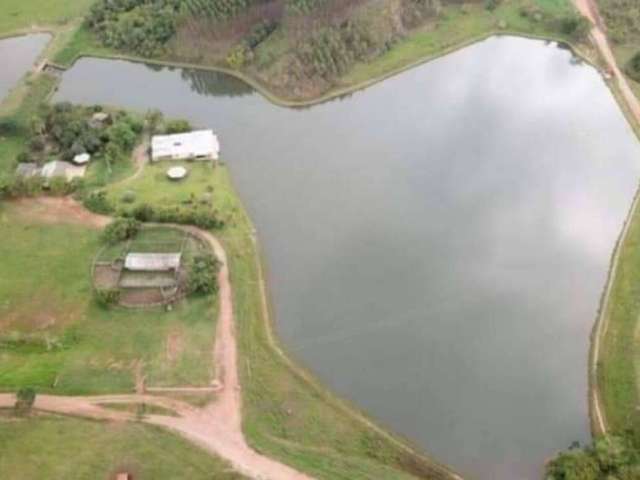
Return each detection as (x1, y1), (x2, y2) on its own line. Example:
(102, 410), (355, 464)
(14, 387), (36, 416)
(101, 217), (141, 244)
(188, 254), (221, 295)
(145, 109), (163, 134)
(165, 119), (192, 134)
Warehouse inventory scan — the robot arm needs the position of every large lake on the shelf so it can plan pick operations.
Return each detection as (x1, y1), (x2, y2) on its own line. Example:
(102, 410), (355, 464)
(0, 34), (50, 101)
(53, 36), (640, 479)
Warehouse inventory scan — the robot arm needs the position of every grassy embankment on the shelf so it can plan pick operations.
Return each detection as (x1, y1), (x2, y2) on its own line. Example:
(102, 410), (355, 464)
(0, 412), (245, 480)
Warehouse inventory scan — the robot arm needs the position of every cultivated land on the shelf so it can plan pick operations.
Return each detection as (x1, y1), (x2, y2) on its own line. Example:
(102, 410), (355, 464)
(0, 0), (94, 35)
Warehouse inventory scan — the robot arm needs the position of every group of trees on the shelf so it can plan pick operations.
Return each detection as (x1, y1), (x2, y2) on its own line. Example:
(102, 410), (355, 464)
(86, 0), (182, 56)
(20, 103), (142, 166)
(546, 436), (640, 480)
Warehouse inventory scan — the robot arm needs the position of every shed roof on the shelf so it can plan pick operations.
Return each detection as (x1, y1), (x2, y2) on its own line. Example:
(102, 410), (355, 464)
(125, 253), (182, 272)
(152, 130), (219, 160)
(16, 163), (39, 178)
(73, 153), (91, 165)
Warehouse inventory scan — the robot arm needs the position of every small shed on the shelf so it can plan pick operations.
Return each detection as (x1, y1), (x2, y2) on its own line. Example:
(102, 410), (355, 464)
(151, 130), (220, 162)
(90, 112), (110, 128)
(15, 163), (40, 178)
(41, 161), (86, 181)
(124, 253), (182, 272)
(73, 153), (91, 165)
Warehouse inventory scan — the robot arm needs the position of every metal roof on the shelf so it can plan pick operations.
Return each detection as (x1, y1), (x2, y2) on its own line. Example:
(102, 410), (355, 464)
(125, 253), (182, 272)
(152, 130), (220, 161)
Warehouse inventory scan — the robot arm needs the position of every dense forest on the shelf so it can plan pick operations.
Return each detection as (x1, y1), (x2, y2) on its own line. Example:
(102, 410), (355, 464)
(85, 0), (590, 99)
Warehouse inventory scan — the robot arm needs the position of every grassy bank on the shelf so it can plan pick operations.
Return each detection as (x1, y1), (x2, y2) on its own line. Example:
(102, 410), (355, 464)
(0, 207), (218, 394)
(0, 0), (93, 35)
(0, 412), (245, 479)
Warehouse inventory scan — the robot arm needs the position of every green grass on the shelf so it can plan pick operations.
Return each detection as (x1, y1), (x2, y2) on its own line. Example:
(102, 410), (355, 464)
(0, 208), (218, 394)
(106, 160), (238, 216)
(0, 0), (94, 35)
(0, 413), (245, 479)
(53, 25), (115, 67)
(343, 0), (574, 87)
(597, 198), (640, 433)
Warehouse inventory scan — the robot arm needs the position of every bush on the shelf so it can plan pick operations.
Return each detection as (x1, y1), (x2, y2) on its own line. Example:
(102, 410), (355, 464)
(187, 253), (221, 295)
(627, 51), (640, 82)
(15, 387), (36, 416)
(164, 119), (192, 134)
(83, 190), (113, 214)
(121, 190), (137, 203)
(557, 14), (591, 41)
(132, 203), (155, 222)
(95, 288), (121, 307)
(101, 217), (141, 244)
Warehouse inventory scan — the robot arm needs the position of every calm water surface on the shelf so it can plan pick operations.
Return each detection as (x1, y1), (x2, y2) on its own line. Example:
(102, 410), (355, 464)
(53, 36), (640, 479)
(0, 34), (50, 101)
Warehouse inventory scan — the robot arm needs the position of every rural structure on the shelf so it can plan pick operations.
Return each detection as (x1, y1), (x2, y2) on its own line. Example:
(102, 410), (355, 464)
(151, 130), (220, 162)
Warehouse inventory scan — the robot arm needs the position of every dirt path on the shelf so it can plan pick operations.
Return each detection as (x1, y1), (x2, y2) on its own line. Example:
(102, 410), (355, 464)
(572, 0), (640, 437)
(3, 197), (313, 480)
(573, 0), (640, 126)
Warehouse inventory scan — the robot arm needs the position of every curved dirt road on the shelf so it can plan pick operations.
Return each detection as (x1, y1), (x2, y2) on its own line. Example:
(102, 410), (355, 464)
(3, 197), (313, 480)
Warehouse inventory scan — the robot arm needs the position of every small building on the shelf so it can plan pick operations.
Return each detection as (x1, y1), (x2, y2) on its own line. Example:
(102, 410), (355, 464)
(124, 253), (182, 272)
(90, 112), (110, 128)
(73, 153), (91, 165)
(15, 162), (40, 178)
(41, 160), (86, 181)
(151, 130), (219, 162)
(167, 166), (188, 181)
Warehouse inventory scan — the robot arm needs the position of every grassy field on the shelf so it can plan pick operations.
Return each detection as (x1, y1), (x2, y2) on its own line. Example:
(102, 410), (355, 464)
(597, 196), (640, 434)
(0, 412), (245, 479)
(0, 0), (94, 35)
(0, 207), (218, 393)
(343, 0), (573, 87)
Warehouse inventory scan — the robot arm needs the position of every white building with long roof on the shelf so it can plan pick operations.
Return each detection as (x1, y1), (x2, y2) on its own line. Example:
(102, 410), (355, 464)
(151, 130), (219, 162)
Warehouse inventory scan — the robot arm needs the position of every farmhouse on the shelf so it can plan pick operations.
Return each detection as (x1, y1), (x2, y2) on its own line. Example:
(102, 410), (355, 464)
(151, 130), (220, 162)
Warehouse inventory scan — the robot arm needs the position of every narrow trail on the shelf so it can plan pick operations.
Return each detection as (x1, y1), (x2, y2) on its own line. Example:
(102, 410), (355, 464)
(3, 197), (314, 480)
(572, 0), (640, 437)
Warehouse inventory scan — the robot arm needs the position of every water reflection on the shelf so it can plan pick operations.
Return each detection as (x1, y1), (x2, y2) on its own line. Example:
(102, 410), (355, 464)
(52, 36), (640, 479)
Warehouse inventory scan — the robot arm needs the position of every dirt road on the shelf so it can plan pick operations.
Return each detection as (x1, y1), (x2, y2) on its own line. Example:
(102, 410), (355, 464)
(573, 0), (640, 125)
(3, 198), (313, 480)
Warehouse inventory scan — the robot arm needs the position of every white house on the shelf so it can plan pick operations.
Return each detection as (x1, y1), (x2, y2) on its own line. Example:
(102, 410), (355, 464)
(151, 130), (220, 162)
(41, 161), (86, 181)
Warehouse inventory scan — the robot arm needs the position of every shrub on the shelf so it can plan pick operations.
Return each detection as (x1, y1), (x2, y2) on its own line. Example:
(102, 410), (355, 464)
(627, 51), (640, 82)
(187, 253), (221, 295)
(132, 202), (155, 222)
(95, 288), (121, 307)
(15, 387), (36, 416)
(83, 190), (113, 214)
(557, 14), (591, 41)
(164, 119), (192, 134)
(121, 190), (137, 203)
(101, 217), (141, 244)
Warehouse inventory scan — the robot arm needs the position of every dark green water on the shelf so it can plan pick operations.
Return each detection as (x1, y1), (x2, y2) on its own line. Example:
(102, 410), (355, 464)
(53, 36), (640, 479)
(0, 34), (50, 101)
